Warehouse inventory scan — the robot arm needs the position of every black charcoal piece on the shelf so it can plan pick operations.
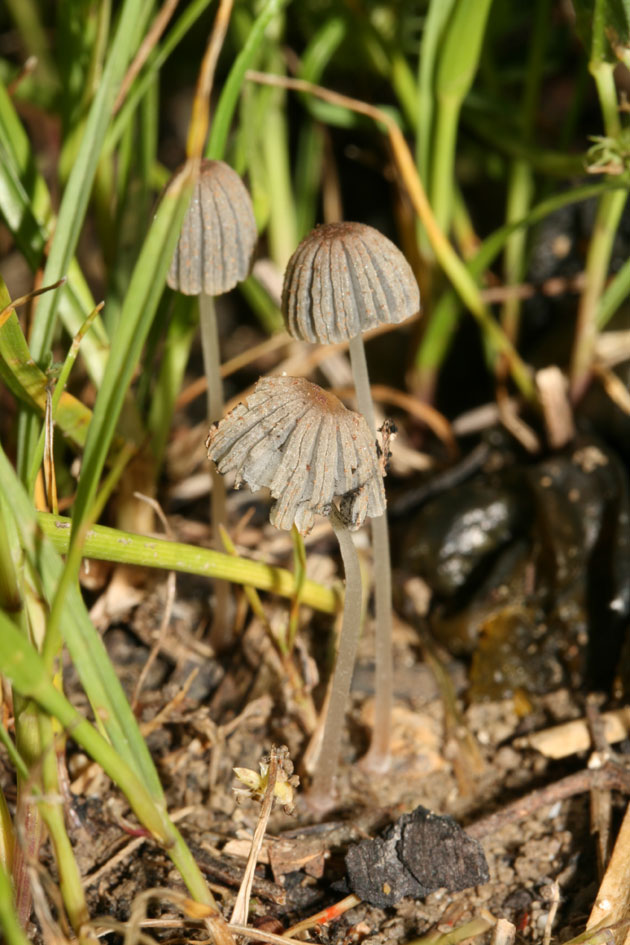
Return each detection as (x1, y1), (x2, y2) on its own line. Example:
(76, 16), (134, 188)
(345, 818), (429, 908)
(345, 805), (489, 908)
(399, 806), (489, 892)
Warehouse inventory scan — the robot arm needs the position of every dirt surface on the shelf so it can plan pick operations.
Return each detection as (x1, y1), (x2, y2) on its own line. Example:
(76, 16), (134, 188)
(9, 514), (624, 945)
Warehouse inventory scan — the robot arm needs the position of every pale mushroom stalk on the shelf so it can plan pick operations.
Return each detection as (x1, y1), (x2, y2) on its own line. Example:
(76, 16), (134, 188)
(168, 159), (257, 651)
(348, 334), (393, 771)
(281, 222), (420, 774)
(199, 294), (227, 536)
(306, 507), (363, 810)
(199, 294), (229, 641)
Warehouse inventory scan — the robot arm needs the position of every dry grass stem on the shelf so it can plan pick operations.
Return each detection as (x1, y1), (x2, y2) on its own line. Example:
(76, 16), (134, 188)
(113, 0), (181, 114)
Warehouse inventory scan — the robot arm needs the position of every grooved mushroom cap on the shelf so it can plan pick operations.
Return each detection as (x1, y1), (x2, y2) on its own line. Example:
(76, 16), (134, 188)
(205, 376), (386, 534)
(167, 159), (257, 296)
(281, 222), (420, 343)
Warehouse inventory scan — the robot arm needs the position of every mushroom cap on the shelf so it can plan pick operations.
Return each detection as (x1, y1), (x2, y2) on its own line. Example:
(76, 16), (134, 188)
(281, 222), (420, 343)
(167, 159), (257, 296)
(206, 376), (386, 534)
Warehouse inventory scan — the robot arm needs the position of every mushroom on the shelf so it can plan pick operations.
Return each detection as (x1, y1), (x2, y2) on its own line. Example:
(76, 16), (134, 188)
(168, 158), (257, 647)
(205, 375), (386, 809)
(281, 222), (420, 770)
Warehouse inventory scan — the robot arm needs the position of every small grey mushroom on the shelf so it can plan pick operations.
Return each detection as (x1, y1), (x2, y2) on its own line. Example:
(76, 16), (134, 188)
(167, 159), (257, 296)
(282, 221), (420, 344)
(206, 375), (387, 809)
(205, 375), (385, 535)
(282, 222), (420, 773)
(167, 159), (258, 651)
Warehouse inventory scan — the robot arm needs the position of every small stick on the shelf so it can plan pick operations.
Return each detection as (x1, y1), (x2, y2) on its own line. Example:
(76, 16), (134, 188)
(230, 747), (280, 927)
(587, 697), (614, 877)
(467, 765), (630, 840)
(542, 881), (561, 945)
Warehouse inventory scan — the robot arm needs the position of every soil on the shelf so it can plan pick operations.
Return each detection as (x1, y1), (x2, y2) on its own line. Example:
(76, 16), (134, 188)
(13, 466), (628, 945)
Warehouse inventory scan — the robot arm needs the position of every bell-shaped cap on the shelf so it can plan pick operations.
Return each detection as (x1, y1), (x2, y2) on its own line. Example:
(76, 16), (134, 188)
(282, 222), (420, 343)
(167, 159), (257, 296)
(206, 376), (386, 534)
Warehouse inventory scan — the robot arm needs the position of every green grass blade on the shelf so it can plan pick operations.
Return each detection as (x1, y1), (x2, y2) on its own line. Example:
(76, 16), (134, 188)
(206, 0), (289, 160)
(0, 446), (165, 799)
(70, 163), (196, 531)
(106, 0), (215, 159)
(26, 0), (144, 365)
(416, 0), (457, 184)
(0, 280), (95, 453)
(37, 512), (339, 614)
(430, 0), (494, 229)
(0, 610), (168, 840)
(0, 85), (109, 383)
(146, 295), (197, 470)
(413, 178), (624, 379)
(0, 862), (31, 945)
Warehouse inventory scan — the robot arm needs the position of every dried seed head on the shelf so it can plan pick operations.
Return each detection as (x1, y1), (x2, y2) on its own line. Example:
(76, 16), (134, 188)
(205, 376), (386, 534)
(282, 222), (420, 343)
(167, 159), (257, 296)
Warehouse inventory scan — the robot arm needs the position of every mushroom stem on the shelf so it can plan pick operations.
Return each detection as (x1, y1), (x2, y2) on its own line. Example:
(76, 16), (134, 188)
(306, 507), (363, 810)
(199, 292), (229, 648)
(348, 333), (392, 772)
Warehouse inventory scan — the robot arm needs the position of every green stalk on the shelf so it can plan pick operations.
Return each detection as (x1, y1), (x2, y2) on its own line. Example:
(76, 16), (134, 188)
(41, 442), (135, 674)
(466, 115), (587, 176)
(17, 0), (148, 479)
(598, 252), (630, 328)
(570, 28), (627, 399)
(26, 303), (102, 496)
(500, 160), (535, 344)
(416, 0), (457, 192)
(37, 513), (339, 615)
(0, 861), (31, 945)
(570, 188), (628, 399)
(36, 713), (90, 936)
(106, 0), (215, 159)
(0, 494), (42, 929)
(411, 177), (627, 394)
(206, 0), (290, 161)
(260, 53), (297, 270)
(411, 291), (461, 401)
(147, 296), (198, 470)
(4, 0), (58, 92)
(501, 0), (549, 347)
(430, 0), (494, 232)
(25, 0), (144, 364)
(430, 93), (462, 232)
(0, 783), (14, 872)
(238, 276), (284, 334)
(69, 163), (195, 532)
